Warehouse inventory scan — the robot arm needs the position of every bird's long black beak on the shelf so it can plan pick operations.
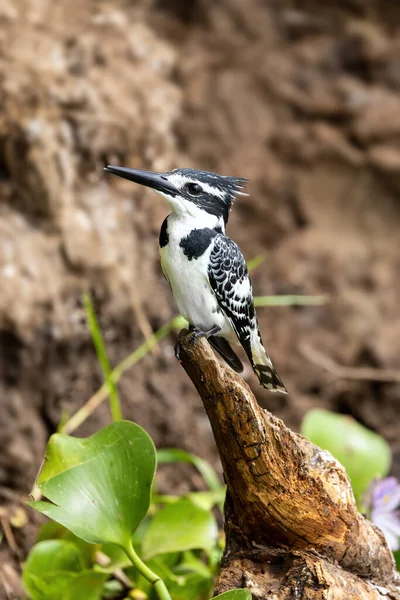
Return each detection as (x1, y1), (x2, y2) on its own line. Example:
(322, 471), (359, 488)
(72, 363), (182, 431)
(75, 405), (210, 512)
(104, 166), (177, 196)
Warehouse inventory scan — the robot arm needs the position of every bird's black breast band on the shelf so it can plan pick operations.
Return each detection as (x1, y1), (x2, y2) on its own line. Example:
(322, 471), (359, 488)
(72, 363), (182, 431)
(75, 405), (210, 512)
(179, 228), (218, 261)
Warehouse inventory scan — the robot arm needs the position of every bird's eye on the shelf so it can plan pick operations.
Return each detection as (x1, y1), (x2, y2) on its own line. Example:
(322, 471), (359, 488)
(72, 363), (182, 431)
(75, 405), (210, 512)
(184, 182), (202, 196)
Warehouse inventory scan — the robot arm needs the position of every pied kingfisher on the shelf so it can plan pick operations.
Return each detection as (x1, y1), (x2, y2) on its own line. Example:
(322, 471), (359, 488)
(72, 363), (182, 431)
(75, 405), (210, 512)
(105, 165), (287, 393)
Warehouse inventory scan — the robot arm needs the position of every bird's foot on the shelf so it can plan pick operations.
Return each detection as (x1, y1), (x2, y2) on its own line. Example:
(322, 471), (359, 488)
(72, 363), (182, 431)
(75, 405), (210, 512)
(188, 325), (221, 346)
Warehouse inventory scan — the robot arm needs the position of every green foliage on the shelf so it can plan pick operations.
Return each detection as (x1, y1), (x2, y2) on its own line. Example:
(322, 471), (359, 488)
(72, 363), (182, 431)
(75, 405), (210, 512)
(23, 539), (107, 600)
(131, 550), (215, 599)
(301, 409), (391, 504)
(63, 572), (109, 600)
(157, 448), (222, 492)
(29, 421), (156, 547)
(186, 488), (226, 511)
(156, 449), (225, 511)
(26, 423), (246, 600)
(36, 521), (96, 566)
(214, 592), (252, 600)
(26, 404), (396, 599)
(25, 293), (256, 599)
(142, 499), (218, 559)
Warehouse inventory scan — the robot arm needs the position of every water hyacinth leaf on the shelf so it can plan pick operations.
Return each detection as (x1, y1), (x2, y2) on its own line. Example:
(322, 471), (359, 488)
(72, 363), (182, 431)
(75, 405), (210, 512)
(36, 521), (71, 542)
(301, 409), (391, 501)
(63, 571), (108, 600)
(214, 591), (252, 599)
(142, 498), (218, 560)
(29, 421), (156, 547)
(176, 551), (213, 578)
(23, 539), (85, 600)
(36, 521), (96, 567)
(166, 572), (212, 600)
(157, 449), (221, 491)
(187, 488), (226, 511)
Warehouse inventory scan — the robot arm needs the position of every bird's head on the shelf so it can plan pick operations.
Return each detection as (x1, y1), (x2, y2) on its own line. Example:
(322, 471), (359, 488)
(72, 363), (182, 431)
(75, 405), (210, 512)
(105, 166), (247, 227)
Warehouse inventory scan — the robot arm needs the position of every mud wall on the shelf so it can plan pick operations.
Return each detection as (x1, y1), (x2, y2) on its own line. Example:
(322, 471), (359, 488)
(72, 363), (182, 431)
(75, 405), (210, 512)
(0, 0), (399, 501)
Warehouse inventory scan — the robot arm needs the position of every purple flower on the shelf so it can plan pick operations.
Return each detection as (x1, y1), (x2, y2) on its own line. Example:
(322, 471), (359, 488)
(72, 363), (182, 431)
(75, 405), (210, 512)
(366, 477), (400, 551)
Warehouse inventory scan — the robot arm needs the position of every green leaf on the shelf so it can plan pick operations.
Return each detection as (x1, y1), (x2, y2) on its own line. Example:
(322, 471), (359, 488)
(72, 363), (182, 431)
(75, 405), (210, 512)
(63, 571), (108, 600)
(157, 449), (221, 492)
(36, 521), (96, 567)
(29, 421), (156, 548)
(84, 293), (122, 422)
(153, 489), (226, 511)
(175, 551), (211, 578)
(214, 591), (252, 600)
(142, 498), (218, 560)
(187, 489), (226, 511)
(167, 572), (211, 600)
(23, 539), (85, 600)
(36, 521), (69, 542)
(301, 409), (391, 502)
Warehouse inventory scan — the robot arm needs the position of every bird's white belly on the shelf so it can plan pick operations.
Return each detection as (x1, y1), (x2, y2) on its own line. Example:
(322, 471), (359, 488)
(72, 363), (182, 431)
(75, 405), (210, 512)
(160, 242), (234, 338)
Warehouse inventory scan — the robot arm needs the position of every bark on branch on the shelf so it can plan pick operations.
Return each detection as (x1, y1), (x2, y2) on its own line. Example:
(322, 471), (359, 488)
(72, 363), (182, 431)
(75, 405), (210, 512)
(176, 331), (400, 599)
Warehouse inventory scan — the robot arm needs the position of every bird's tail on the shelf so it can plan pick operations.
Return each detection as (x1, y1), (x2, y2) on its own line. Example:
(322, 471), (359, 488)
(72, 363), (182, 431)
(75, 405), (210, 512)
(250, 334), (287, 394)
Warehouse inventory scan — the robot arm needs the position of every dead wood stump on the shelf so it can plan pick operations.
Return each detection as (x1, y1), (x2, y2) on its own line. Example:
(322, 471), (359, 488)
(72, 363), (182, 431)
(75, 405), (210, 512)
(176, 331), (400, 599)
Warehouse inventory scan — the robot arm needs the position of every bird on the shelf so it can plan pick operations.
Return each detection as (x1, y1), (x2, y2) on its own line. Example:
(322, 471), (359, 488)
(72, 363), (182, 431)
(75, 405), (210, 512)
(105, 165), (287, 393)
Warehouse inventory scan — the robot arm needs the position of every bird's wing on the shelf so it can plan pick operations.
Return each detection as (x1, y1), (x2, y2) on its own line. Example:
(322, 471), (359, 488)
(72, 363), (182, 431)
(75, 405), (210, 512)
(208, 335), (243, 373)
(208, 234), (256, 364)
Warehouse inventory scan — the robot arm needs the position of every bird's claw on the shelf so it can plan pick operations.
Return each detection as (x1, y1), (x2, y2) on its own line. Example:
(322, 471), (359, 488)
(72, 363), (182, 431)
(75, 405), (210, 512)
(188, 325), (221, 346)
(189, 329), (201, 346)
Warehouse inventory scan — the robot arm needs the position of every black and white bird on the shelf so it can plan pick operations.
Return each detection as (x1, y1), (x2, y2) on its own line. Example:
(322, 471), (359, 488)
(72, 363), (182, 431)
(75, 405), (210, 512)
(105, 165), (287, 393)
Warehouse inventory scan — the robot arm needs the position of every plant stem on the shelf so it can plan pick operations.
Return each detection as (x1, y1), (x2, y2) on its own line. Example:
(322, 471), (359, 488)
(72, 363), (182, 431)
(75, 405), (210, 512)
(112, 316), (184, 381)
(62, 317), (182, 434)
(83, 293), (122, 422)
(123, 541), (172, 600)
(254, 294), (329, 307)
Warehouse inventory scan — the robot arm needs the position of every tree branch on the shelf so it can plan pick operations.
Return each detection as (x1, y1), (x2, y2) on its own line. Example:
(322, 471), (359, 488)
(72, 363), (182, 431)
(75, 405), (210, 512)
(176, 331), (400, 599)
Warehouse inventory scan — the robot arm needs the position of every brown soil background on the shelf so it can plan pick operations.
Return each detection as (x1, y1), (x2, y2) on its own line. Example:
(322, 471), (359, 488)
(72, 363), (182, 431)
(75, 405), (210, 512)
(0, 0), (400, 593)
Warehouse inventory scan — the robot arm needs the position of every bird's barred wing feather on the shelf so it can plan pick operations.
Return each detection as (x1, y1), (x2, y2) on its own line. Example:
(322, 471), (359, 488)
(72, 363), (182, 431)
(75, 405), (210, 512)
(207, 235), (256, 363)
(207, 234), (287, 393)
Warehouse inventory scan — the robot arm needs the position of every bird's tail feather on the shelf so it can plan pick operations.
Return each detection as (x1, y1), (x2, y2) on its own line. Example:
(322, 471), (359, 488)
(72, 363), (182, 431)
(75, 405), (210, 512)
(251, 336), (287, 394)
(253, 362), (287, 393)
